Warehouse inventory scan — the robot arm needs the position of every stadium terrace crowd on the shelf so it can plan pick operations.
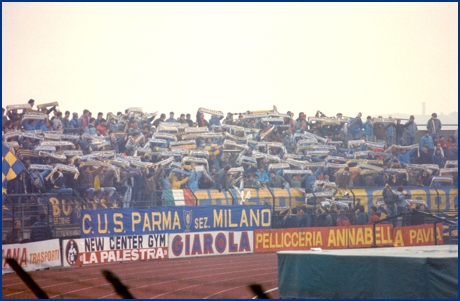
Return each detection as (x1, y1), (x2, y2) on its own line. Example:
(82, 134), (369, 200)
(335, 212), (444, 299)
(2, 100), (458, 210)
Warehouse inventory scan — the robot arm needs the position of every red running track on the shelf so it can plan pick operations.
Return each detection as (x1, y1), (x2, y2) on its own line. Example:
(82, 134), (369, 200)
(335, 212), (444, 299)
(2, 253), (279, 299)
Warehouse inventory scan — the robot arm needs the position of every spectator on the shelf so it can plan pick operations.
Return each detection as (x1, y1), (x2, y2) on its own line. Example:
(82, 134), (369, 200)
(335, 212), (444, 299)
(52, 111), (63, 130)
(337, 210), (350, 227)
(49, 171), (73, 196)
(94, 112), (104, 127)
(78, 109), (90, 129)
(417, 146), (433, 164)
(348, 112), (363, 140)
(316, 206), (332, 227)
(363, 116), (374, 142)
(2, 107), (7, 125)
(153, 113), (166, 127)
(267, 171), (287, 188)
(282, 207), (300, 228)
(432, 148), (445, 168)
(445, 144), (458, 161)
(196, 111), (209, 127)
(69, 112), (79, 128)
(222, 112), (234, 125)
(330, 204), (339, 226)
(368, 206), (380, 224)
(62, 111), (71, 129)
(397, 148), (416, 167)
(96, 119), (107, 136)
(77, 165), (103, 200)
(404, 115), (418, 145)
(354, 205), (369, 225)
(335, 167), (351, 189)
(419, 131), (434, 155)
(305, 167), (323, 193)
(373, 119), (392, 143)
(209, 114), (224, 127)
(6, 220), (23, 244)
(410, 204), (425, 225)
(283, 172), (309, 189)
(382, 183), (398, 228)
(245, 173), (261, 189)
(30, 212), (53, 242)
(166, 112), (177, 123)
(298, 206), (311, 227)
(178, 113), (187, 124)
(394, 119), (406, 145)
(256, 166), (269, 185)
(85, 117), (97, 135)
(185, 113), (194, 127)
(385, 117), (396, 146)
(427, 113), (442, 139)
(395, 185), (408, 227)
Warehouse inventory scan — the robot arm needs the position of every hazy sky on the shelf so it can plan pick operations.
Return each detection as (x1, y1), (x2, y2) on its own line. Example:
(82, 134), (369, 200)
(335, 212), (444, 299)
(2, 2), (458, 120)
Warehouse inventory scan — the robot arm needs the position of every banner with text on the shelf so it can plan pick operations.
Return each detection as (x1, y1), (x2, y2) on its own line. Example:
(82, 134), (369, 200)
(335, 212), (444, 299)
(80, 205), (271, 238)
(168, 231), (254, 258)
(393, 223), (443, 247)
(61, 234), (168, 267)
(2, 239), (61, 274)
(254, 225), (393, 252)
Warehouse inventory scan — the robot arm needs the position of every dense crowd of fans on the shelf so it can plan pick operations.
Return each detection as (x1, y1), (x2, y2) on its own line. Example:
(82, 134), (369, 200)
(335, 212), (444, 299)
(2, 100), (458, 243)
(2, 100), (458, 210)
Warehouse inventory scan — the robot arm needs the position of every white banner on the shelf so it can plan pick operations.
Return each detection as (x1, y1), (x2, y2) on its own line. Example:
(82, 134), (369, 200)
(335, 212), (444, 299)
(168, 231), (254, 258)
(61, 234), (168, 267)
(2, 239), (61, 274)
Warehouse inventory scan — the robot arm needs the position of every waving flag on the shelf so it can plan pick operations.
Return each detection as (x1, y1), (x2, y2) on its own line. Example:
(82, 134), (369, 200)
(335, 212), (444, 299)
(2, 143), (25, 195)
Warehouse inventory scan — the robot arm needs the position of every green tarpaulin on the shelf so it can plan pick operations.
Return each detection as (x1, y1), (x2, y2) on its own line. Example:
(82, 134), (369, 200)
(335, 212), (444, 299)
(278, 245), (458, 299)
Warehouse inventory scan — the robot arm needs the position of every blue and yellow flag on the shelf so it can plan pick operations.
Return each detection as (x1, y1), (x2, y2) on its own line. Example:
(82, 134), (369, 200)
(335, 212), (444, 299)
(2, 143), (25, 195)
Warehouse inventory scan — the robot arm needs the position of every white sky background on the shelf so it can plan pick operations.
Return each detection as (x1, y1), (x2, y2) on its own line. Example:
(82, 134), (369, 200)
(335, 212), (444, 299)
(2, 2), (458, 120)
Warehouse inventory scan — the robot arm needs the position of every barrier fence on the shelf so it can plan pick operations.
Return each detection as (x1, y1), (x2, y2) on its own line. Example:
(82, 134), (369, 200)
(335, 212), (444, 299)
(2, 186), (458, 241)
(3, 221), (455, 275)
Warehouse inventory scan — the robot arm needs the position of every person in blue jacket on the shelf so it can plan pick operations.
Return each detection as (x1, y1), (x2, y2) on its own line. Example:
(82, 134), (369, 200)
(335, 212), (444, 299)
(348, 113), (363, 140)
(208, 114), (224, 127)
(304, 167), (323, 193)
(397, 148), (417, 167)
